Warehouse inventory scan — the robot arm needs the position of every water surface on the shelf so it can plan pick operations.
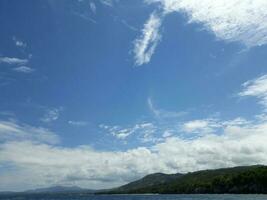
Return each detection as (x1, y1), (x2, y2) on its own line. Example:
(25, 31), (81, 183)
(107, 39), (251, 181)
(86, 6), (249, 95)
(0, 194), (266, 200)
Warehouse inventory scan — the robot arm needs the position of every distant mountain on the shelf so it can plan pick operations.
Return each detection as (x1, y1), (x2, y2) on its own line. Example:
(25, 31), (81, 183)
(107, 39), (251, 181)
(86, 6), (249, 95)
(24, 186), (93, 194)
(104, 165), (267, 194)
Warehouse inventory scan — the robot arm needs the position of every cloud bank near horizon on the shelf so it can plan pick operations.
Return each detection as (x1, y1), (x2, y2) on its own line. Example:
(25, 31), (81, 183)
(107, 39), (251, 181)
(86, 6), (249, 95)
(1, 74), (267, 191)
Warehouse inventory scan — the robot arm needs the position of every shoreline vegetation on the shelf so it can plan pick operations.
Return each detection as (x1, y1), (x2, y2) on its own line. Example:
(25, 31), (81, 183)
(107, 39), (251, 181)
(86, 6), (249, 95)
(1, 165), (267, 196)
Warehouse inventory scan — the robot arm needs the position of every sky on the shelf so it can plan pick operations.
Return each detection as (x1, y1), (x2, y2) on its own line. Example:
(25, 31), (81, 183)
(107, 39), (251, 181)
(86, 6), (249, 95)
(1, 0), (267, 192)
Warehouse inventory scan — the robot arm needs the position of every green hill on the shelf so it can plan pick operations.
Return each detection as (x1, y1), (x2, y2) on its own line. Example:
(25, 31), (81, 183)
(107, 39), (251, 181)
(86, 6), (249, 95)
(114, 172), (183, 192)
(105, 165), (267, 194)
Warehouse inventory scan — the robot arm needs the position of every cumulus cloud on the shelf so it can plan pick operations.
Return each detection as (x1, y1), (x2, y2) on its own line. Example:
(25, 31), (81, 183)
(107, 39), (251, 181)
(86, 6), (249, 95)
(0, 57), (28, 65)
(154, 124), (267, 172)
(1, 116), (267, 191)
(13, 66), (35, 73)
(134, 12), (162, 66)
(2, 75), (267, 191)
(0, 141), (163, 191)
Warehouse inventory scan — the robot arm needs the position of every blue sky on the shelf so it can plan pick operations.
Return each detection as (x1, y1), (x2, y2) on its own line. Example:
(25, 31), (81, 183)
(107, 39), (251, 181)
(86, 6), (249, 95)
(1, 0), (267, 191)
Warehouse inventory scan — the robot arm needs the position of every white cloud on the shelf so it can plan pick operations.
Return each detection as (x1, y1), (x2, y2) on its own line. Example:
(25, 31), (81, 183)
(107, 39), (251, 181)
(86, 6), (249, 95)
(13, 66), (35, 73)
(100, 122), (158, 142)
(12, 37), (27, 48)
(147, 97), (160, 117)
(100, 0), (116, 7)
(68, 121), (88, 126)
(0, 141), (163, 191)
(146, 0), (267, 47)
(0, 120), (59, 145)
(102, 98), (186, 142)
(222, 117), (249, 126)
(3, 74), (267, 191)
(153, 124), (267, 172)
(148, 97), (187, 119)
(178, 76), (267, 136)
(72, 11), (97, 24)
(41, 108), (62, 123)
(0, 57), (28, 65)
(239, 74), (267, 109)
(134, 12), (162, 66)
(99, 124), (110, 129)
(162, 130), (173, 138)
(0, 111), (15, 118)
(114, 129), (133, 140)
(1, 116), (267, 191)
(89, 2), (96, 14)
(181, 118), (221, 134)
(120, 19), (138, 32)
(135, 0), (267, 65)
(181, 117), (250, 135)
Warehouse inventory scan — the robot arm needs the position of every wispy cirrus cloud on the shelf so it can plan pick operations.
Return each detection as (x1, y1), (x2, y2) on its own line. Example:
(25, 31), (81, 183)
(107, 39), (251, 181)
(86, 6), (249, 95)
(0, 120), (59, 144)
(148, 97), (187, 119)
(0, 57), (28, 65)
(13, 66), (35, 73)
(0, 111), (15, 118)
(68, 120), (88, 127)
(100, 0), (117, 7)
(133, 12), (162, 66)
(72, 11), (97, 23)
(239, 74), (267, 109)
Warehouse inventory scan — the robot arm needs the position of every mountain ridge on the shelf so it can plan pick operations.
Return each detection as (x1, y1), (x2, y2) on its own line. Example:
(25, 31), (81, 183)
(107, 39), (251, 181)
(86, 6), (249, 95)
(104, 165), (267, 194)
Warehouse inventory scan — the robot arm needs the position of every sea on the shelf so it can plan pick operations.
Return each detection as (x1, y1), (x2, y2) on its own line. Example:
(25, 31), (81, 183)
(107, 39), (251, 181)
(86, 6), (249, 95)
(0, 194), (267, 200)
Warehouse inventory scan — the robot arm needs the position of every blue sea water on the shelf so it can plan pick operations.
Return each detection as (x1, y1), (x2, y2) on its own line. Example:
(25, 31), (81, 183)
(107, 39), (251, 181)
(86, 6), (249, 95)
(0, 194), (267, 200)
